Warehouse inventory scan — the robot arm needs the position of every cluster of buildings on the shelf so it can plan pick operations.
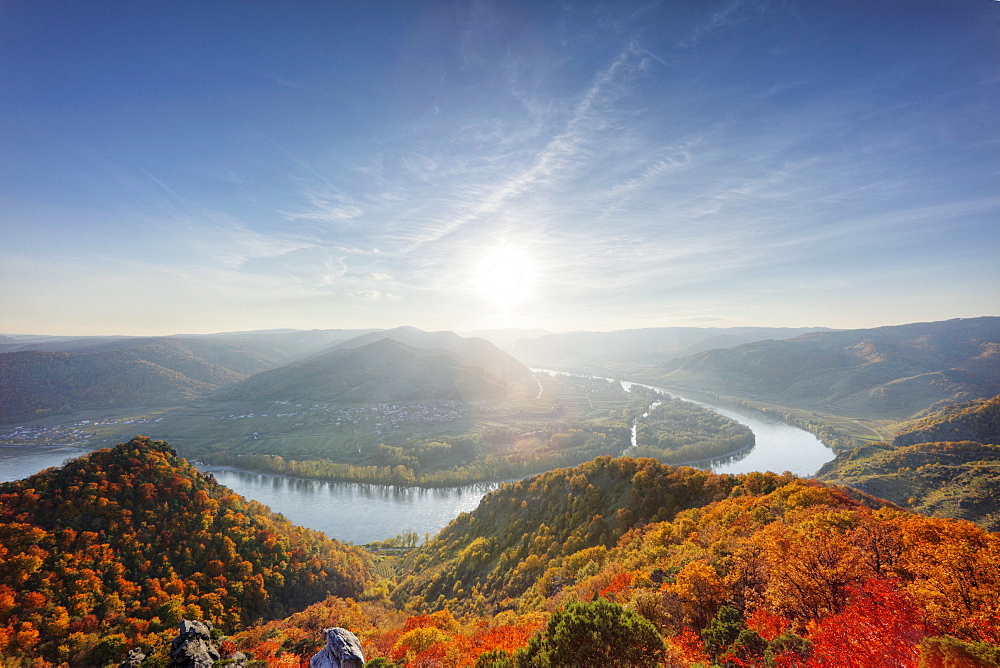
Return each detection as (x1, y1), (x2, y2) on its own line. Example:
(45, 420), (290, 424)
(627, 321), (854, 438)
(215, 400), (476, 437)
(0, 416), (164, 447)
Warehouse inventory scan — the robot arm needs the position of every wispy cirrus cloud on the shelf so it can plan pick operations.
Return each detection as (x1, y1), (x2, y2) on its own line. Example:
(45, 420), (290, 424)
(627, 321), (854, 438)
(281, 187), (365, 225)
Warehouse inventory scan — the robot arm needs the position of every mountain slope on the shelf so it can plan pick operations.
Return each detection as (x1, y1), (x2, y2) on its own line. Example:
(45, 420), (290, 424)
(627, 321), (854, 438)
(505, 326), (829, 370)
(0, 436), (373, 665)
(391, 457), (869, 615)
(0, 337), (288, 422)
(0, 350), (215, 423)
(893, 394), (1000, 447)
(645, 317), (1000, 418)
(368, 457), (997, 667)
(218, 338), (515, 404)
(819, 440), (1000, 530)
(818, 394), (1000, 530)
(321, 326), (532, 382)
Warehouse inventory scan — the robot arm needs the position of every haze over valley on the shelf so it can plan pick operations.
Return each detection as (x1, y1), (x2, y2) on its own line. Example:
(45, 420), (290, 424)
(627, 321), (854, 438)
(2, 0), (999, 665)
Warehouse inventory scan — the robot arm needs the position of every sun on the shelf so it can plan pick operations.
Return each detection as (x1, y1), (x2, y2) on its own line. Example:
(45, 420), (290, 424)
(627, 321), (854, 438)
(474, 246), (534, 308)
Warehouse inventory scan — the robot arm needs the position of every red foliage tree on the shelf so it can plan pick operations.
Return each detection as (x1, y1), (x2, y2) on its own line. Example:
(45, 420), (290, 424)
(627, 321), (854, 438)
(807, 577), (926, 668)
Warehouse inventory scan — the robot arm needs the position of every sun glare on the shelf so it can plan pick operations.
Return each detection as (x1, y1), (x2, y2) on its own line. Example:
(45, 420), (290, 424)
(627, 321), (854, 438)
(474, 246), (534, 308)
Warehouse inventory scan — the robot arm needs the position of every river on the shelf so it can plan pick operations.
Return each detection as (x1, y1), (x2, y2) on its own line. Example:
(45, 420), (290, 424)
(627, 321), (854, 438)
(616, 379), (835, 476)
(1, 377), (834, 543)
(535, 370), (835, 477)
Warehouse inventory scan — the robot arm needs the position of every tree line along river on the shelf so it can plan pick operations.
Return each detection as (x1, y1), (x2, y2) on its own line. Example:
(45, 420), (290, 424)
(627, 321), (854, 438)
(0, 376), (834, 544)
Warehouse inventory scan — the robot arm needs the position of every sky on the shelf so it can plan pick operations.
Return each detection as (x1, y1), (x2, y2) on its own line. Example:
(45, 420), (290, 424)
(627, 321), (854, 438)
(2, 0), (998, 336)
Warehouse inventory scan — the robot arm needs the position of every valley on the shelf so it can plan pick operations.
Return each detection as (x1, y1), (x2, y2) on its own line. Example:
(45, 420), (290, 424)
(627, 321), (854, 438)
(6, 2), (997, 663)
(2, 317), (1000, 665)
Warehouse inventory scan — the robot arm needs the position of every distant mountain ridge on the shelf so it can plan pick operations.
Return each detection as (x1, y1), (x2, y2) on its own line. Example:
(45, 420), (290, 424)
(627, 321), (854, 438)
(644, 317), (1000, 418)
(0, 331), (376, 422)
(218, 334), (528, 404)
(0, 336), (289, 423)
(504, 326), (830, 370)
(0, 329), (373, 359)
(321, 326), (533, 382)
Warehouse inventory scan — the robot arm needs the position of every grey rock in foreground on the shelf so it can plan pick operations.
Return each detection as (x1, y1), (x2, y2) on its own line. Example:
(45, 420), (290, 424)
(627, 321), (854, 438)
(169, 620), (221, 668)
(119, 648), (146, 667)
(167, 620), (248, 667)
(310, 627), (365, 668)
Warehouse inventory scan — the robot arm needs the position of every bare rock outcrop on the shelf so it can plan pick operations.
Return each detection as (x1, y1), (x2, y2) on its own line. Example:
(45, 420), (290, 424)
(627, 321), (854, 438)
(169, 620), (220, 667)
(119, 648), (146, 667)
(310, 627), (365, 668)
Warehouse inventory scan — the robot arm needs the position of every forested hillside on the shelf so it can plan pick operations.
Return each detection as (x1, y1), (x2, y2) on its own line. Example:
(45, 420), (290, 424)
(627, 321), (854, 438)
(4, 443), (1000, 666)
(392, 457), (749, 615)
(645, 317), (1000, 418)
(0, 350), (216, 423)
(504, 326), (827, 371)
(237, 459), (1000, 667)
(819, 394), (1000, 530)
(322, 327), (533, 382)
(0, 337), (288, 423)
(0, 437), (373, 665)
(819, 441), (1000, 531)
(893, 394), (1000, 446)
(216, 338), (517, 404)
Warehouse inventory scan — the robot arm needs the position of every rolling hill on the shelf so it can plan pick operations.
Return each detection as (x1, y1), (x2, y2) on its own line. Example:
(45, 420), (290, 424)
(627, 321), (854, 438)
(217, 337), (522, 404)
(892, 393), (1000, 447)
(0, 337), (290, 423)
(0, 436), (373, 665)
(504, 326), (829, 370)
(0, 332), (386, 423)
(643, 317), (1000, 418)
(819, 393), (1000, 530)
(819, 440), (1000, 531)
(318, 326), (533, 382)
(372, 456), (998, 667)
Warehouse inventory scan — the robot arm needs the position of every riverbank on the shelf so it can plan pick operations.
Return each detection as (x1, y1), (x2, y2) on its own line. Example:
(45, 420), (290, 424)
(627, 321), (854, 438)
(628, 380), (874, 450)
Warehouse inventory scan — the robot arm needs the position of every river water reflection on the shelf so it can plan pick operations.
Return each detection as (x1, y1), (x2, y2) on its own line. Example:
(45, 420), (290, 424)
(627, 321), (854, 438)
(617, 380), (835, 476)
(197, 468), (498, 544)
(1, 377), (833, 543)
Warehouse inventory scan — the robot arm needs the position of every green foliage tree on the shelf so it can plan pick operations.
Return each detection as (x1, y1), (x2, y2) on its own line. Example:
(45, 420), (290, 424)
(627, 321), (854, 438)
(517, 599), (665, 667)
(701, 605), (744, 659)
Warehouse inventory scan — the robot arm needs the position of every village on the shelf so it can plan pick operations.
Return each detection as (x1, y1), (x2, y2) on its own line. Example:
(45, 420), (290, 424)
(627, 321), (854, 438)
(0, 399), (486, 450)
(219, 399), (479, 438)
(0, 415), (165, 448)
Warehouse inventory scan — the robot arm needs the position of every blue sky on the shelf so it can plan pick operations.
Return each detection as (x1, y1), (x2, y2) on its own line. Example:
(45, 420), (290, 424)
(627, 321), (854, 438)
(2, 1), (998, 335)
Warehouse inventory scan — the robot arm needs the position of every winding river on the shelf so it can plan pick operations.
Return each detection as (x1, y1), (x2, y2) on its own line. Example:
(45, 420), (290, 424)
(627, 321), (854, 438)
(1, 376), (834, 543)
(617, 379), (835, 476)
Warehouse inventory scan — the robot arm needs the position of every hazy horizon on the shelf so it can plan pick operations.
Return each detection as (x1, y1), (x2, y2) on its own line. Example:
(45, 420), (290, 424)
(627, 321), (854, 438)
(7, 317), (1000, 342)
(3, 1), (998, 336)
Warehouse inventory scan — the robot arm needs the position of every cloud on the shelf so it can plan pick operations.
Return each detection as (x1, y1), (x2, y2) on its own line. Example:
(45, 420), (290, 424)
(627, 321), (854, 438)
(348, 289), (401, 301)
(389, 43), (657, 252)
(282, 187), (365, 225)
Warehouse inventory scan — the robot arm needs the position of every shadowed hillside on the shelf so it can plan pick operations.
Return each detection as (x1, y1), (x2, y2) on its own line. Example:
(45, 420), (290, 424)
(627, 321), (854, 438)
(504, 326), (828, 371)
(893, 394), (1000, 447)
(0, 337), (288, 423)
(217, 338), (518, 404)
(320, 326), (533, 382)
(645, 317), (1000, 418)
(819, 394), (1000, 530)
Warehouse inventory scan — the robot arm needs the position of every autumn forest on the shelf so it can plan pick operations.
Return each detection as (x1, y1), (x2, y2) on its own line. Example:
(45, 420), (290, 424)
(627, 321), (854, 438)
(2, 318), (999, 666)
